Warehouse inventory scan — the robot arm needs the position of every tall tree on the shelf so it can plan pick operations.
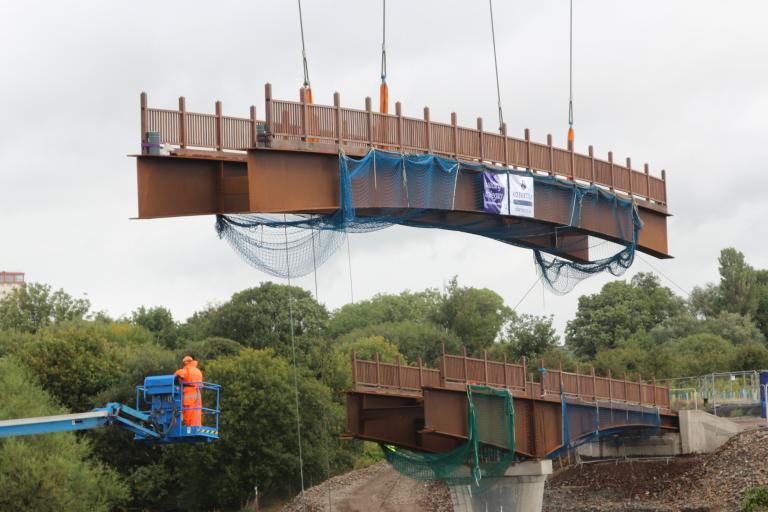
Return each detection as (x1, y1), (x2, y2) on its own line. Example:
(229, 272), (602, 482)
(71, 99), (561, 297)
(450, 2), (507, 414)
(130, 306), (180, 349)
(717, 248), (760, 316)
(328, 290), (441, 338)
(0, 282), (90, 333)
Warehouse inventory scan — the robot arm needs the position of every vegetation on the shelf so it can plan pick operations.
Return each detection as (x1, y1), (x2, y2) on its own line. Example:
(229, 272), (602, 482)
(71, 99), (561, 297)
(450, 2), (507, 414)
(0, 247), (766, 510)
(741, 485), (768, 512)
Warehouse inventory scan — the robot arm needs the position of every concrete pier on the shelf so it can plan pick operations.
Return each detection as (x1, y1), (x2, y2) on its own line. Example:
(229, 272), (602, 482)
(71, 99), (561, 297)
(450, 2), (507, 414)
(450, 460), (553, 512)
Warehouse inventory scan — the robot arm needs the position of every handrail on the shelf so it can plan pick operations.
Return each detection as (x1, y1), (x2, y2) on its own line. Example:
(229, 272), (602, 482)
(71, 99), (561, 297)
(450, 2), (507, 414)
(350, 344), (671, 410)
(140, 84), (668, 207)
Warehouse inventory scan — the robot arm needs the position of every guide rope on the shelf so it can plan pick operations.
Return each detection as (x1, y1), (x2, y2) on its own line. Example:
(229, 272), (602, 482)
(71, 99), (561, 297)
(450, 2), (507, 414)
(567, 0), (574, 145)
(284, 216), (307, 512)
(297, 0), (311, 89)
(488, 0), (504, 131)
(379, 0), (389, 113)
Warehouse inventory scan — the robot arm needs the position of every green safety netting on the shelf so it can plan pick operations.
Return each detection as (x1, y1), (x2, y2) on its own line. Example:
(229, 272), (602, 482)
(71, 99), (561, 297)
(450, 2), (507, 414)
(380, 385), (516, 491)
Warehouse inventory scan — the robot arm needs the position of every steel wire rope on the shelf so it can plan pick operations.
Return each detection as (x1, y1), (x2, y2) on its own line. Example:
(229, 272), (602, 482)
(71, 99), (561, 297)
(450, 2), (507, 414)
(488, 0), (504, 131)
(284, 216), (307, 512)
(567, 0), (574, 144)
(309, 219), (333, 512)
(381, 0), (387, 83)
(297, 0), (311, 88)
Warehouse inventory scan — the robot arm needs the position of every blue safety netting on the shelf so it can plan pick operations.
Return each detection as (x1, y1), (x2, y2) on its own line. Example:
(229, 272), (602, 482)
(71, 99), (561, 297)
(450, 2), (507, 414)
(216, 149), (641, 291)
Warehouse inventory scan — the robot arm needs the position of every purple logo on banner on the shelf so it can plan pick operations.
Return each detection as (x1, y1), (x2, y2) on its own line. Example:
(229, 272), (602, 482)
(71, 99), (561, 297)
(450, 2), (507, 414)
(483, 172), (505, 214)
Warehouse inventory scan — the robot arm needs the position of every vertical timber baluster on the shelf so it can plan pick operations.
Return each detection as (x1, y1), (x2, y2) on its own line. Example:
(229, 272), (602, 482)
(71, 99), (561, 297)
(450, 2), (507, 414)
(440, 342), (447, 387)
(375, 352), (381, 388)
(264, 83), (273, 144)
(574, 363), (581, 396)
(627, 157), (633, 196)
(250, 105), (258, 147)
(300, 88), (308, 143)
(417, 357), (423, 388)
(140, 92), (148, 152)
(477, 117), (484, 162)
(424, 107), (432, 154)
(522, 356), (527, 392)
(482, 349), (488, 386)
(396, 355), (401, 389)
(608, 151), (615, 191)
(215, 100), (223, 151)
(591, 365), (597, 402)
(525, 128), (532, 171)
(334, 92), (343, 148)
(365, 96), (373, 149)
(645, 163), (651, 201)
(547, 134), (554, 174)
(179, 96), (187, 149)
(396, 101), (403, 152)
(451, 112), (458, 158)
(351, 350), (357, 388)
(589, 145), (596, 185)
(661, 169), (667, 205)
(502, 352), (508, 388)
(501, 122), (509, 166)
(461, 346), (468, 384)
(607, 369), (613, 403)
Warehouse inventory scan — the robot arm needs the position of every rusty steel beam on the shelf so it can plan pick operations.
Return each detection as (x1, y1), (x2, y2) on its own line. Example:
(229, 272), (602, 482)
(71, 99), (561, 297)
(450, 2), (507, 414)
(134, 148), (671, 259)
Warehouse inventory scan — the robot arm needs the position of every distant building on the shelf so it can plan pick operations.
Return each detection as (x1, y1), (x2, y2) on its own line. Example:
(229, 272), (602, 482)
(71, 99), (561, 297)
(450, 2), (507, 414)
(0, 272), (25, 299)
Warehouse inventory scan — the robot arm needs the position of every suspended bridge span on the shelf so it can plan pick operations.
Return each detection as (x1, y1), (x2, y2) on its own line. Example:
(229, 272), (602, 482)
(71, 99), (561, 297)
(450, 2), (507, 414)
(135, 84), (671, 261)
(344, 346), (678, 459)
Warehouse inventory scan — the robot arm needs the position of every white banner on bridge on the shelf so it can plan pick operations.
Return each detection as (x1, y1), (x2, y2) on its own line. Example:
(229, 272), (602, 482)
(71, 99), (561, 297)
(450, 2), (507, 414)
(508, 175), (534, 217)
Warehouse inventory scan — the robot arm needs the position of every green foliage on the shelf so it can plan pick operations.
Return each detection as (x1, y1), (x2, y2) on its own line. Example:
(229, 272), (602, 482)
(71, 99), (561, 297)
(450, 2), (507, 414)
(432, 277), (511, 355)
(328, 289), (441, 338)
(565, 273), (684, 358)
(180, 336), (244, 364)
(0, 357), (128, 511)
(489, 314), (558, 361)
(669, 333), (735, 376)
(741, 485), (768, 512)
(0, 282), (90, 333)
(731, 342), (768, 371)
(174, 349), (353, 509)
(184, 283), (329, 358)
(325, 335), (404, 395)
(336, 320), (460, 366)
(130, 305), (180, 349)
(718, 248), (760, 317)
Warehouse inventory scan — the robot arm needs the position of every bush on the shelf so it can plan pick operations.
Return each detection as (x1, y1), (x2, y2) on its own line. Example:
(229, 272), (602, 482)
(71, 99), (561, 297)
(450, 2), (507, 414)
(741, 485), (768, 512)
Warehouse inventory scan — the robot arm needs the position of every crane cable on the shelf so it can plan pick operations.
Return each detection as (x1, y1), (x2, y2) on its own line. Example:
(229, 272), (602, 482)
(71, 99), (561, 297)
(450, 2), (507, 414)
(488, 0), (504, 132)
(297, 0), (313, 103)
(567, 0), (574, 146)
(379, 0), (388, 113)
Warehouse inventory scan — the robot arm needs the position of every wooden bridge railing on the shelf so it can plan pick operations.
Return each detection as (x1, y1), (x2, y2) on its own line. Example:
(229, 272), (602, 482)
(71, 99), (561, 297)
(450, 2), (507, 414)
(140, 84), (668, 207)
(351, 344), (671, 410)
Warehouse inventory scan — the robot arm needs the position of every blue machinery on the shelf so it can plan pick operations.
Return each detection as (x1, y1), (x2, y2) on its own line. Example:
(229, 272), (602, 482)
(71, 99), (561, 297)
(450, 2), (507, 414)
(0, 375), (221, 444)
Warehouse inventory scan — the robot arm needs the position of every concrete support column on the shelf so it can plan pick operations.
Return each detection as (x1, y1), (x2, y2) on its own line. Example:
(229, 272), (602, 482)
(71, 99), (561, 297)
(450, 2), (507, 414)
(449, 460), (553, 512)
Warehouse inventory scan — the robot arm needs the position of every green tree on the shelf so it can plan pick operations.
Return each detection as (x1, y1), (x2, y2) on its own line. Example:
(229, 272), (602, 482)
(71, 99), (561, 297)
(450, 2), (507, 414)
(180, 336), (244, 364)
(130, 306), (180, 349)
(431, 277), (511, 355)
(731, 343), (768, 371)
(0, 282), (90, 333)
(325, 335), (405, 395)
(0, 357), (128, 511)
(565, 273), (684, 358)
(328, 290), (441, 338)
(669, 333), (735, 376)
(717, 248), (760, 317)
(185, 283), (329, 358)
(489, 314), (558, 361)
(175, 349), (353, 509)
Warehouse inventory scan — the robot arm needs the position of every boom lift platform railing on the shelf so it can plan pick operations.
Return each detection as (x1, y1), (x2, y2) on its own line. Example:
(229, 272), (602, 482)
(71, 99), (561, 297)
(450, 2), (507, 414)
(0, 374), (221, 444)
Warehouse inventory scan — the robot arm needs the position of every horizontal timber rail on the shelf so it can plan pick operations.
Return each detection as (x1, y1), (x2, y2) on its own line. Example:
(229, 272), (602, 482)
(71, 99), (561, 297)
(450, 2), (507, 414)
(351, 343), (671, 411)
(139, 83), (668, 207)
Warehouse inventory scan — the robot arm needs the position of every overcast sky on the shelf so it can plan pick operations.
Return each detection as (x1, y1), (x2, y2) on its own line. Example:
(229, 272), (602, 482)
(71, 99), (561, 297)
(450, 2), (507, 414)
(1, 1), (767, 337)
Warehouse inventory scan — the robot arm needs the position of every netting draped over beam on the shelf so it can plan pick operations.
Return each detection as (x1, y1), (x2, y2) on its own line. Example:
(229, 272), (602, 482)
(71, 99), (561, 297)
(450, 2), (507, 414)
(216, 149), (641, 291)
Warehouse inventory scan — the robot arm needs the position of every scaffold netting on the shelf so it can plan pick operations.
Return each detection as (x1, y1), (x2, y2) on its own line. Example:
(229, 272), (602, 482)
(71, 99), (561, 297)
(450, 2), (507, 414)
(216, 149), (641, 292)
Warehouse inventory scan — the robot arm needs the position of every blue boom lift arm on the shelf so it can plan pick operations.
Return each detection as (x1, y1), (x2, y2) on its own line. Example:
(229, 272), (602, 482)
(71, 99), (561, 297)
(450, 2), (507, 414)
(0, 374), (221, 444)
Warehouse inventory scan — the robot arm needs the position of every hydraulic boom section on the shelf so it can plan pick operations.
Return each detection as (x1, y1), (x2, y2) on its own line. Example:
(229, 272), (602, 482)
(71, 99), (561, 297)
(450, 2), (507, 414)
(0, 374), (221, 444)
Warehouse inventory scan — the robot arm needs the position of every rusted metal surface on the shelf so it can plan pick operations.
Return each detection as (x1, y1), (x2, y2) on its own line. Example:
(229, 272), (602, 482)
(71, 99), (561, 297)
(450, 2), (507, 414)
(346, 348), (679, 459)
(140, 85), (668, 207)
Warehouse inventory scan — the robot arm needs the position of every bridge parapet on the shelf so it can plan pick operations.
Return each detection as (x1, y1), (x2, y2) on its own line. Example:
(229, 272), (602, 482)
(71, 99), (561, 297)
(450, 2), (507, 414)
(139, 83), (668, 208)
(351, 344), (671, 412)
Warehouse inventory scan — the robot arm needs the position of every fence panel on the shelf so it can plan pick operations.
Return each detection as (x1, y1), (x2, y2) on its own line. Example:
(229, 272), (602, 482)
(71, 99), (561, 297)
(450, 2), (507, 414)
(146, 108), (181, 145)
(401, 117), (426, 150)
(186, 112), (217, 148)
(431, 122), (454, 155)
(222, 116), (252, 150)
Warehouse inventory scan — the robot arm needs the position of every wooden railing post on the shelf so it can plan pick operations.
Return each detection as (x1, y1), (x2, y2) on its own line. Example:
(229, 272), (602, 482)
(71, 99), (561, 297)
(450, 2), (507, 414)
(451, 112), (458, 158)
(300, 88), (308, 142)
(396, 101), (403, 152)
(396, 355), (402, 389)
(417, 357), (423, 388)
(652, 376), (657, 406)
(461, 346), (468, 383)
(482, 349), (488, 386)
(215, 100), (223, 151)
(588, 145), (596, 185)
(365, 96), (373, 148)
(502, 352), (508, 388)
(179, 96), (187, 148)
(607, 369), (613, 402)
(547, 134), (554, 174)
(558, 361), (563, 389)
(608, 151), (615, 191)
(351, 350), (357, 387)
(439, 342), (447, 387)
(424, 107), (432, 154)
(540, 358), (546, 396)
(525, 128), (532, 170)
(568, 134), (574, 179)
(574, 363), (581, 396)
(477, 117), (484, 162)
(591, 365), (597, 401)
(661, 169), (667, 205)
(375, 352), (381, 387)
(249, 105), (258, 147)
(501, 122), (509, 166)
(334, 92), (342, 148)
(638, 374), (643, 404)
(623, 372), (628, 402)
(521, 356), (527, 392)
(644, 163), (651, 201)
(140, 92), (148, 151)
(264, 83), (273, 142)
(626, 157), (633, 195)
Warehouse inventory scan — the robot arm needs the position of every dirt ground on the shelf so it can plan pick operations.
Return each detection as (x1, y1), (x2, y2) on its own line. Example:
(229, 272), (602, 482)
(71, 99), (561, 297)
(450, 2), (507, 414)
(281, 461), (452, 512)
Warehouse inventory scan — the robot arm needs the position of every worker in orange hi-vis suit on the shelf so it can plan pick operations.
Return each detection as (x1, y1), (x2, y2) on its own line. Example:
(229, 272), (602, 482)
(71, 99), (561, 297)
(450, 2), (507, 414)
(175, 356), (203, 427)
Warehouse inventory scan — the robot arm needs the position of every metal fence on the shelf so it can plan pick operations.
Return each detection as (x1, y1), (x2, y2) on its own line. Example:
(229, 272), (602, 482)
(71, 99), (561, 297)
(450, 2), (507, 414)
(139, 84), (668, 207)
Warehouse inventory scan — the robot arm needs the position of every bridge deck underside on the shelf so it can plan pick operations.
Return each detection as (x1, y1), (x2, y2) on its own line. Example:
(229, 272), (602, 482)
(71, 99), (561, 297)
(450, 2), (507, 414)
(135, 148), (670, 260)
(346, 388), (679, 459)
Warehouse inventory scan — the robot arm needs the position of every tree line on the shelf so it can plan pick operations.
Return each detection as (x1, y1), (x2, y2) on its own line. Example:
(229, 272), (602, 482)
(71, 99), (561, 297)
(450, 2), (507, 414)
(0, 247), (766, 510)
